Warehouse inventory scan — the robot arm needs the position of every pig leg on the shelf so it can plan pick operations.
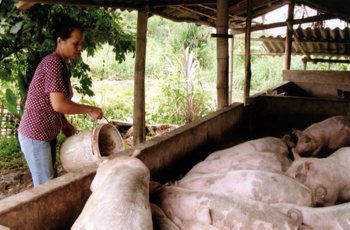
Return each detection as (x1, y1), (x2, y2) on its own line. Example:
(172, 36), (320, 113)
(311, 146), (323, 157)
(180, 219), (219, 230)
(166, 206), (212, 229)
(291, 148), (301, 160)
(151, 203), (179, 230)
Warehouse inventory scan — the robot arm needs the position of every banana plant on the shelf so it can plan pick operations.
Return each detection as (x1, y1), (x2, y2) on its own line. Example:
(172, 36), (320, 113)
(4, 88), (23, 129)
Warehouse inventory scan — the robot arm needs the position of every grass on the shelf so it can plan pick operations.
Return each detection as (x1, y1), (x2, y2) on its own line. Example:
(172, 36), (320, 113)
(0, 135), (27, 171)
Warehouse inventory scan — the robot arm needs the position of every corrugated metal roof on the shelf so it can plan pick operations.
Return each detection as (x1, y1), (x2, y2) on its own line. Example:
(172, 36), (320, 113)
(260, 27), (350, 58)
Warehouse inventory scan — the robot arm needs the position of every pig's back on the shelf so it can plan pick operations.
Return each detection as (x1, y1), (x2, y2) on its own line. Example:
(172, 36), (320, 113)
(204, 137), (289, 161)
(178, 170), (314, 206)
(187, 152), (292, 175)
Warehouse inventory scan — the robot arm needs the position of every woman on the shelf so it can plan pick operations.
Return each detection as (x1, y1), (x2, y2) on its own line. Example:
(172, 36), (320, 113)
(18, 14), (103, 187)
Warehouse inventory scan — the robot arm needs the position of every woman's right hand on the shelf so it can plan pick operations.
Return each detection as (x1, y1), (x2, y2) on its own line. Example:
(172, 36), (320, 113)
(89, 106), (103, 121)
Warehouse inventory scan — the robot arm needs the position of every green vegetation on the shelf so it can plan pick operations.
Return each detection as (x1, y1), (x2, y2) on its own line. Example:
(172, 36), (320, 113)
(0, 135), (27, 170)
(1, 8), (349, 170)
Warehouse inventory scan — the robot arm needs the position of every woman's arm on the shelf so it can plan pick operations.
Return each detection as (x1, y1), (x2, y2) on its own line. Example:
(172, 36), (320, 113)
(61, 115), (75, 137)
(50, 92), (103, 120)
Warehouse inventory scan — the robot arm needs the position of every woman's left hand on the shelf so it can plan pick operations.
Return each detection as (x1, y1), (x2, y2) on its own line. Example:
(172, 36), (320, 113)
(62, 121), (76, 138)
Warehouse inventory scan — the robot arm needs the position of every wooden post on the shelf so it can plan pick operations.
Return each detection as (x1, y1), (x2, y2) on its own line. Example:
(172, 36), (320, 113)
(302, 58), (307, 70)
(133, 9), (148, 145)
(229, 29), (234, 104)
(284, 1), (294, 70)
(244, 0), (252, 105)
(216, 0), (229, 110)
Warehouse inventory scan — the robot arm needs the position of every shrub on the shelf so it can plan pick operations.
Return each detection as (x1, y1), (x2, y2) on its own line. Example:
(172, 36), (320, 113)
(0, 135), (27, 170)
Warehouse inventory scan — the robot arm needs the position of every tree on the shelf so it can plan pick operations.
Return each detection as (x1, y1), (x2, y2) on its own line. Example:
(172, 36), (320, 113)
(0, 0), (136, 108)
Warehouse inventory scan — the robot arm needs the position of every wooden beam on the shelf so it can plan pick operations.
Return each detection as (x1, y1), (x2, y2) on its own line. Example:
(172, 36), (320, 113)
(216, 0), (229, 110)
(148, 0), (218, 7)
(230, 14), (336, 34)
(149, 9), (215, 28)
(169, 5), (217, 21)
(198, 4), (249, 22)
(244, 0), (252, 105)
(284, 1), (294, 70)
(251, 0), (285, 18)
(229, 29), (234, 104)
(286, 21), (310, 59)
(234, 36), (350, 45)
(15, 0), (220, 9)
(237, 52), (350, 58)
(14, 0), (143, 10)
(238, 52), (285, 56)
(16, 1), (37, 10)
(133, 9), (148, 145)
(296, 0), (350, 23)
(302, 58), (350, 64)
(231, 0), (282, 16)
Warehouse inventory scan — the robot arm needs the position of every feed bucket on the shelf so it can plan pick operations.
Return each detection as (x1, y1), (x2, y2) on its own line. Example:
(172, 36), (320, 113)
(59, 123), (124, 172)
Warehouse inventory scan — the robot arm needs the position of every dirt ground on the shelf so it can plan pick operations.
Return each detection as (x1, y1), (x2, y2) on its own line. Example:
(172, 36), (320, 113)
(0, 124), (178, 200)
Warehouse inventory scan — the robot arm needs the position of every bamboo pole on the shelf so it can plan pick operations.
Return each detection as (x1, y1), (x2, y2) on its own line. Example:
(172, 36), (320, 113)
(302, 58), (350, 64)
(236, 52), (350, 58)
(284, 1), (294, 70)
(244, 0), (252, 105)
(229, 29), (234, 104)
(133, 9), (148, 145)
(16, 1), (37, 10)
(216, 0), (229, 110)
(286, 21), (311, 59)
(235, 36), (350, 44)
(231, 14), (335, 34)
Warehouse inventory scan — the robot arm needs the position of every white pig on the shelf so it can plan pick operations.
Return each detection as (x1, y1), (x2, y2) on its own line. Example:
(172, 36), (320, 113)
(182, 164), (279, 180)
(285, 147), (350, 207)
(186, 151), (292, 176)
(271, 202), (350, 230)
(177, 170), (320, 207)
(293, 116), (350, 157)
(204, 135), (293, 161)
(72, 155), (153, 230)
(154, 186), (308, 230)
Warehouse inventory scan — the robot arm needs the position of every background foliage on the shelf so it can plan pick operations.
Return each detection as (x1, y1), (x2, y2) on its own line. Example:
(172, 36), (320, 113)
(0, 0), (135, 100)
(1, 4), (349, 170)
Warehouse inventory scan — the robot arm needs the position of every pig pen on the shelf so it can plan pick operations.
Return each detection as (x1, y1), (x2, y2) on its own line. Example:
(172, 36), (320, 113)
(1, 70), (350, 229)
(254, 70), (350, 143)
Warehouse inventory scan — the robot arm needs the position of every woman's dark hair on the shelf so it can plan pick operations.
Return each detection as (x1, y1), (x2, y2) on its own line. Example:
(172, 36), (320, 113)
(52, 14), (84, 46)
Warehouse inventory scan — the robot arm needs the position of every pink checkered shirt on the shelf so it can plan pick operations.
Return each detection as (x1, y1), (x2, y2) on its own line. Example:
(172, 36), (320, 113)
(18, 52), (72, 141)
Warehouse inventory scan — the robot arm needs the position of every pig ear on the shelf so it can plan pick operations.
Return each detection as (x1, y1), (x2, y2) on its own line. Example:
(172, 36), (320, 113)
(97, 157), (109, 165)
(292, 129), (302, 137)
(131, 149), (141, 157)
(304, 161), (314, 174)
(149, 181), (169, 193)
(292, 148), (301, 160)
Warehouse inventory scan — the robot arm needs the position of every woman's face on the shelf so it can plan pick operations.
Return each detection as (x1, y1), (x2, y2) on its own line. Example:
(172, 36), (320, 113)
(57, 28), (84, 62)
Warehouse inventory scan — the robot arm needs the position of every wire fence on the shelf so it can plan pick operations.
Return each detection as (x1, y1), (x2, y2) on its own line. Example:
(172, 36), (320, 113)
(0, 104), (18, 137)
